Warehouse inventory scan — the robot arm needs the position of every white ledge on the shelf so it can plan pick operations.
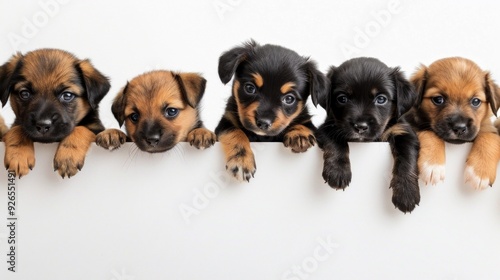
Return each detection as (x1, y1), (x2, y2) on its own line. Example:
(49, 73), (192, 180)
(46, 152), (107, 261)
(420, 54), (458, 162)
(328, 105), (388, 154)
(0, 142), (499, 279)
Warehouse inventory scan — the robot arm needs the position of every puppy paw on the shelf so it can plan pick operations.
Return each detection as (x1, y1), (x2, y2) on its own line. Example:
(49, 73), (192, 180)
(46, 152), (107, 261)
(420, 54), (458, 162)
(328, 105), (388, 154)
(96, 129), (127, 150)
(4, 144), (35, 178)
(464, 165), (493, 190)
(283, 125), (316, 153)
(225, 148), (256, 182)
(53, 127), (94, 178)
(322, 160), (351, 190)
(187, 128), (216, 149)
(419, 162), (446, 186)
(391, 176), (420, 213)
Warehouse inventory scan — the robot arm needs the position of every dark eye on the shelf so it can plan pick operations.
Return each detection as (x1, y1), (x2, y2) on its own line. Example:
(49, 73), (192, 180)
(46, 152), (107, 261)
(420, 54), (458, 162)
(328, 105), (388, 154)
(60, 91), (75, 102)
(244, 82), (256, 94)
(19, 90), (31, 100)
(375, 95), (388, 105)
(129, 113), (139, 123)
(431, 96), (445, 106)
(165, 107), (179, 117)
(282, 94), (296, 105)
(470, 98), (481, 108)
(337, 94), (348, 104)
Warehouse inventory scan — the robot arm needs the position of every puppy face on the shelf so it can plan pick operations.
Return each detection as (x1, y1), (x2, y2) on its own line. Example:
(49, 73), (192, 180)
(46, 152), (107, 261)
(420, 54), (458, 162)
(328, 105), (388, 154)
(112, 71), (205, 153)
(218, 40), (326, 136)
(323, 57), (415, 141)
(0, 49), (110, 142)
(411, 57), (500, 143)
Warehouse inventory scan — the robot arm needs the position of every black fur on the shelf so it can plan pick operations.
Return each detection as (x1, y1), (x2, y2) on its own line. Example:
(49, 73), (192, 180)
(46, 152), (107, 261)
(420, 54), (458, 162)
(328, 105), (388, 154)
(315, 57), (420, 213)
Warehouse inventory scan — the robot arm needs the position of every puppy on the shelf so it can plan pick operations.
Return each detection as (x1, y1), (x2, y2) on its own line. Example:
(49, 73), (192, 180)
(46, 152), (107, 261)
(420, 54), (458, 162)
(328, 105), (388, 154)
(495, 118), (500, 133)
(215, 40), (327, 181)
(96, 70), (216, 153)
(315, 57), (420, 213)
(0, 49), (110, 178)
(408, 57), (500, 190)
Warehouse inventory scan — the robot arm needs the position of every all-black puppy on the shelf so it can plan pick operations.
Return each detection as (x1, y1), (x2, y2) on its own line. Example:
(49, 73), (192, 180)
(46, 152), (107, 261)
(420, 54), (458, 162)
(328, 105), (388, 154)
(315, 57), (420, 213)
(216, 40), (327, 181)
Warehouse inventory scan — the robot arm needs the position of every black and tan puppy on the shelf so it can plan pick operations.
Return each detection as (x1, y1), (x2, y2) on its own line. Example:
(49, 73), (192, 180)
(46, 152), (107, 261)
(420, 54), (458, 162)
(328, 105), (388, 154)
(0, 49), (110, 178)
(215, 40), (327, 181)
(408, 57), (500, 190)
(315, 57), (420, 213)
(96, 70), (216, 153)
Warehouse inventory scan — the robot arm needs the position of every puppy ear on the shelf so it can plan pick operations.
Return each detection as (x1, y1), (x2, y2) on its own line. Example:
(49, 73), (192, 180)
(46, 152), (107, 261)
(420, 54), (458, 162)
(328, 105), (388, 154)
(173, 73), (207, 108)
(484, 72), (500, 116)
(218, 39), (258, 84)
(0, 52), (23, 107)
(319, 66), (337, 112)
(76, 59), (111, 109)
(409, 64), (428, 108)
(305, 60), (328, 108)
(391, 67), (417, 117)
(111, 83), (128, 127)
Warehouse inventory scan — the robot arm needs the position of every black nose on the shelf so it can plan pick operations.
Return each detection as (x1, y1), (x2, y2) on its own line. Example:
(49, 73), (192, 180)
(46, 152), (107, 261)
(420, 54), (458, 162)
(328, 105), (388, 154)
(145, 133), (160, 146)
(256, 118), (272, 130)
(451, 123), (467, 135)
(353, 122), (369, 134)
(35, 119), (52, 134)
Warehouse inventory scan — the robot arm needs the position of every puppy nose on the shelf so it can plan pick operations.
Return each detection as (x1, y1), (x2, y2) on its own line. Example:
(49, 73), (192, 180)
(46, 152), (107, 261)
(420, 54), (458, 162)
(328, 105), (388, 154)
(452, 123), (467, 135)
(256, 118), (272, 130)
(353, 122), (369, 134)
(145, 134), (160, 146)
(35, 119), (52, 134)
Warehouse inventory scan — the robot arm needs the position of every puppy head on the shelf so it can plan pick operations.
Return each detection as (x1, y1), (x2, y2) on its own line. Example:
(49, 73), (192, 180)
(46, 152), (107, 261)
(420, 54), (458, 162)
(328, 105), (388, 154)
(325, 57), (415, 141)
(0, 49), (110, 142)
(411, 57), (500, 143)
(218, 40), (327, 136)
(112, 70), (205, 153)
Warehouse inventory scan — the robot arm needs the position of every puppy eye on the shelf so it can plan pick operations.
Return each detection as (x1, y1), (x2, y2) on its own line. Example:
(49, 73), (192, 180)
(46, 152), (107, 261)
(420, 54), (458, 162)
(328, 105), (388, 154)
(244, 82), (256, 94)
(375, 95), (388, 105)
(19, 90), (31, 100)
(431, 96), (445, 106)
(337, 94), (348, 104)
(60, 91), (75, 102)
(129, 113), (139, 123)
(165, 107), (179, 118)
(470, 98), (481, 108)
(282, 94), (296, 105)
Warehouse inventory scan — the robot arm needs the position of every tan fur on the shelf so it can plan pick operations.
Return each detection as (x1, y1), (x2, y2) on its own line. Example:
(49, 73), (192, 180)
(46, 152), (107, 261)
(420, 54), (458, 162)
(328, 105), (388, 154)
(270, 102), (304, 132)
(466, 132), (500, 187)
(418, 130), (446, 167)
(252, 73), (264, 87)
(3, 126), (35, 178)
(54, 126), (96, 178)
(0, 115), (9, 138)
(219, 129), (256, 180)
(381, 123), (409, 141)
(280, 82), (296, 94)
(283, 124), (315, 153)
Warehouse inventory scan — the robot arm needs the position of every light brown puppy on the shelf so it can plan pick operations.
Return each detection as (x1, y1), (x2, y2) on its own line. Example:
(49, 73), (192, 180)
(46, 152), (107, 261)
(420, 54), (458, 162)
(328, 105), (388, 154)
(96, 70), (215, 152)
(409, 57), (500, 190)
(0, 49), (110, 178)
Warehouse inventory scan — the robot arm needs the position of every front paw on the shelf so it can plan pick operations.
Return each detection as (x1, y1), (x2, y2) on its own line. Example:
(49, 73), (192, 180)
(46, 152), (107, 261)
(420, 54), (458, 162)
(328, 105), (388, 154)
(283, 126), (316, 153)
(4, 144), (35, 178)
(419, 161), (445, 186)
(225, 148), (256, 182)
(96, 129), (127, 150)
(187, 128), (216, 149)
(322, 159), (351, 190)
(464, 165), (494, 190)
(391, 176), (420, 213)
(54, 146), (86, 178)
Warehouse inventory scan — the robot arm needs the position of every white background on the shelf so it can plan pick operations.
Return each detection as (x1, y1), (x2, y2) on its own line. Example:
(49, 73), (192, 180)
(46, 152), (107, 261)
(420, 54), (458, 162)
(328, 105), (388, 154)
(0, 1), (500, 279)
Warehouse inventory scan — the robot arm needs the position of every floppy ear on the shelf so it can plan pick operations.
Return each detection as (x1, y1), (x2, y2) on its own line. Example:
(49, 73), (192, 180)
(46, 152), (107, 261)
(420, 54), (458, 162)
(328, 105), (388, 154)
(391, 67), (417, 117)
(484, 72), (500, 116)
(409, 64), (428, 108)
(76, 59), (111, 110)
(218, 40), (258, 84)
(304, 60), (328, 108)
(174, 73), (207, 108)
(111, 83), (128, 127)
(0, 52), (23, 107)
(319, 65), (337, 112)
